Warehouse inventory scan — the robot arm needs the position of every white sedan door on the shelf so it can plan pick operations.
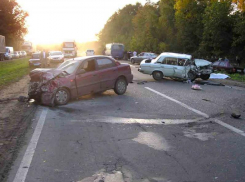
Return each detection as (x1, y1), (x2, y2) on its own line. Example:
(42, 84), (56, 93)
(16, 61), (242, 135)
(159, 57), (177, 77)
(173, 59), (188, 78)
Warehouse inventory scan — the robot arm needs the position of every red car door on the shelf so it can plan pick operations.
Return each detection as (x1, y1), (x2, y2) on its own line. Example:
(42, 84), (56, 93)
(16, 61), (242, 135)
(75, 59), (100, 96)
(95, 58), (119, 91)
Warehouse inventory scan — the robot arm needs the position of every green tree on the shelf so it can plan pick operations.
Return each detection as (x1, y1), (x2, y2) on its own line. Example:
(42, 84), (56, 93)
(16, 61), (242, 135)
(0, 0), (28, 49)
(231, 12), (245, 60)
(98, 3), (142, 52)
(131, 2), (159, 52)
(200, 0), (233, 57)
(158, 0), (176, 51)
(175, 0), (206, 54)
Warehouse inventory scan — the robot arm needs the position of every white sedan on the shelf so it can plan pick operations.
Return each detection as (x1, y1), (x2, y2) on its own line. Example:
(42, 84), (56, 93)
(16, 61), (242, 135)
(48, 51), (65, 63)
(138, 52), (212, 81)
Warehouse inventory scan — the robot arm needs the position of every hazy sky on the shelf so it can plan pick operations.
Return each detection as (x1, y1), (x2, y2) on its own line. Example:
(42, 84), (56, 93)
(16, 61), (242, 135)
(16, 0), (158, 44)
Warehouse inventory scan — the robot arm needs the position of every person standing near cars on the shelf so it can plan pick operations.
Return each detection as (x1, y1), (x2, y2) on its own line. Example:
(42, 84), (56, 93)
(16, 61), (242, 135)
(133, 50), (137, 57)
(41, 49), (49, 68)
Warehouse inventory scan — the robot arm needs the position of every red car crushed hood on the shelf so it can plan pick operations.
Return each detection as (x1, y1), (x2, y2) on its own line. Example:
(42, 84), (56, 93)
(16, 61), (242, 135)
(28, 68), (70, 106)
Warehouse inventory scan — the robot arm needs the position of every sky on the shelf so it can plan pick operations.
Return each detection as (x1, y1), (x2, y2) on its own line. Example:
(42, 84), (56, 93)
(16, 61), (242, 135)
(16, 0), (158, 44)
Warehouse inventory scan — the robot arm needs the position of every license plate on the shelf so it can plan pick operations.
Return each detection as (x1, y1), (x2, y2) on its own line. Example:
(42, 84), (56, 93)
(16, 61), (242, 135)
(237, 70), (241, 72)
(34, 63), (40, 66)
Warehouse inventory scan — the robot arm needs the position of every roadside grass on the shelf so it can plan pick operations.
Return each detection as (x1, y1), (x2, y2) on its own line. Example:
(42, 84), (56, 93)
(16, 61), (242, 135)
(214, 70), (245, 82)
(0, 58), (31, 87)
(228, 73), (245, 82)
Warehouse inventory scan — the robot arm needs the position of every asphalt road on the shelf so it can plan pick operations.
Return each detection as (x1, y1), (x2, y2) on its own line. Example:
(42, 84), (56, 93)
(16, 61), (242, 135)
(7, 60), (245, 182)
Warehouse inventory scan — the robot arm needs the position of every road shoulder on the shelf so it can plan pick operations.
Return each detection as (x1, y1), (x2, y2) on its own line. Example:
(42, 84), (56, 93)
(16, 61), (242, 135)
(0, 75), (37, 181)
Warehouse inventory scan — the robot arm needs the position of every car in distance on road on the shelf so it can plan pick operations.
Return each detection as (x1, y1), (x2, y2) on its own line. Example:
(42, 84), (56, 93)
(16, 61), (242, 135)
(12, 51), (20, 59)
(86, 49), (95, 56)
(28, 56), (133, 106)
(130, 52), (157, 64)
(138, 52), (212, 81)
(21, 51), (27, 57)
(48, 51), (64, 63)
(29, 53), (41, 67)
(18, 51), (23, 58)
(212, 60), (244, 74)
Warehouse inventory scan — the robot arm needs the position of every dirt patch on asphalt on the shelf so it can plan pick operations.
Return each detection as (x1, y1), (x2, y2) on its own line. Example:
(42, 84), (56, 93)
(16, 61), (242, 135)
(0, 75), (37, 181)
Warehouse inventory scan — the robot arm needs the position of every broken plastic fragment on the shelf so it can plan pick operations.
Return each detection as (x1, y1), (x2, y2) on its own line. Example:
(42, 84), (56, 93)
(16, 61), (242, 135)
(191, 84), (202, 90)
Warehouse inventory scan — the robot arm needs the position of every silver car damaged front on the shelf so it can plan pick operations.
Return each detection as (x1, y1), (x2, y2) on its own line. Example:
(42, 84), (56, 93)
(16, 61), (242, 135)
(139, 53), (212, 80)
(192, 59), (213, 76)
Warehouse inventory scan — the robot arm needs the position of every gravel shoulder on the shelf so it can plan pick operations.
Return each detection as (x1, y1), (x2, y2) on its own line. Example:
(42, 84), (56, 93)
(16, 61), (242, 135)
(0, 75), (37, 181)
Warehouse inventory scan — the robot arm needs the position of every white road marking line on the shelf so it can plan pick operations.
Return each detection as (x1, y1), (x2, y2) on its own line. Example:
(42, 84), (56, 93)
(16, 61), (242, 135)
(13, 109), (48, 182)
(214, 118), (245, 137)
(70, 117), (206, 125)
(145, 87), (209, 118)
(145, 87), (245, 137)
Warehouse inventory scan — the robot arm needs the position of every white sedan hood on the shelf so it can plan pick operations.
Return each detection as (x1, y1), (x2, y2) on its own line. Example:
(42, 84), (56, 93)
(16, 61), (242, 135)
(194, 59), (211, 67)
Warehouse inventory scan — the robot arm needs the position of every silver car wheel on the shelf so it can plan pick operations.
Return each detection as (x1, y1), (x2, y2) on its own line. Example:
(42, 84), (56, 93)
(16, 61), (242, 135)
(153, 71), (163, 81)
(55, 90), (68, 104)
(118, 80), (126, 93)
(155, 72), (161, 78)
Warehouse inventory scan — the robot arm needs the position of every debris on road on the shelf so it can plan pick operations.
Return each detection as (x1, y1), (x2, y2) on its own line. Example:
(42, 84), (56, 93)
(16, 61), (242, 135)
(0, 96), (29, 103)
(231, 112), (241, 119)
(202, 99), (211, 102)
(137, 81), (147, 85)
(210, 73), (230, 79)
(195, 80), (225, 86)
(191, 84), (202, 90)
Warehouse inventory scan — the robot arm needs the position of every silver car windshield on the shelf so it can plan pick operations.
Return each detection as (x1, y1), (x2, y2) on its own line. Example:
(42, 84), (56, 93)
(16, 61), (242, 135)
(57, 60), (80, 74)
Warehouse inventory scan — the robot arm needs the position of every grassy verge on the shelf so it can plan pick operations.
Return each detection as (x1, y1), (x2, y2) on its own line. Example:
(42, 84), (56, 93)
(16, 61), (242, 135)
(228, 73), (245, 82)
(0, 58), (30, 87)
(214, 70), (245, 82)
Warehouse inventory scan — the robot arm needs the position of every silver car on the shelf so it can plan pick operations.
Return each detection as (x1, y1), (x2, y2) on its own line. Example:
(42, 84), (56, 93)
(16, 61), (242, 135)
(138, 52), (212, 81)
(130, 52), (157, 64)
(13, 51), (20, 59)
(48, 51), (64, 63)
(21, 51), (27, 57)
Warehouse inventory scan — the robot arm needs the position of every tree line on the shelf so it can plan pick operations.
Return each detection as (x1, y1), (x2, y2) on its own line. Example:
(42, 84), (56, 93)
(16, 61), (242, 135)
(0, 0), (28, 50)
(98, 0), (245, 63)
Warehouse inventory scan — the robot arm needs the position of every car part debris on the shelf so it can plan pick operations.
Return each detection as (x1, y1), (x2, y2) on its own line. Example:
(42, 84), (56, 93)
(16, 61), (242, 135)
(137, 81), (147, 85)
(194, 80), (224, 86)
(18, 96), (29, 102)
(0, 96), (29, 103)
(231, 112), (241, 119)
(191, 84), (202, 90)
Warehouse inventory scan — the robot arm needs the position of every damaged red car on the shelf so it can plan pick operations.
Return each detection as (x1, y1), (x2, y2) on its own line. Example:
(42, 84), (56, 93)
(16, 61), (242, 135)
(28, 56), (133, 106)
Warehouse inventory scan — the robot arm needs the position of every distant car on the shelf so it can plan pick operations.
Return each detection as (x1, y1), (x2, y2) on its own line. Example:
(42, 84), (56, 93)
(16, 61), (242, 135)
(212, 60), (244, 74)
(48, 51), (64, 63)
(21, 51), (27, 57)
(86, 50), (95, 56)
(17, 51), (23, 58)
(13, 51), (20, 59)
(28, 56), (133, 106)
(130, 52), (157, 64)
(29, 53), (41, 67)
(138, 52), (213, 81)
